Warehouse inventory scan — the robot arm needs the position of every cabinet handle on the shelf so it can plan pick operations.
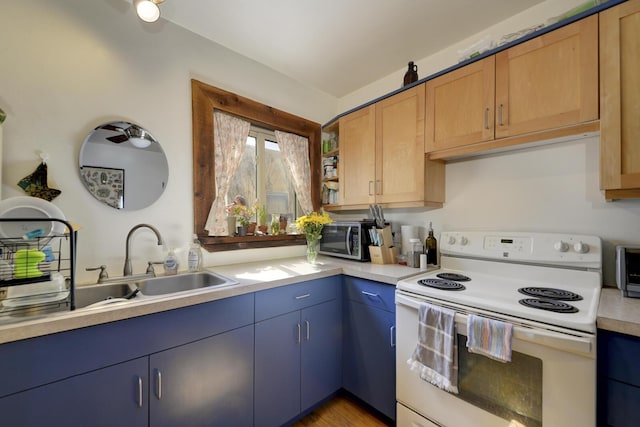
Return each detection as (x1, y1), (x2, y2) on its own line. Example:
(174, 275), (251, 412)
(155, 369), (162, 400)
(375, 180), (382, 195)
(368, 181), (374, 196)
(295, 293), (311, 300)
(305, 320), (310, 341)
(390, 325), (396, 348)
(484, 108), (490, 129)
(361, 290), (380, 298)
(297, 322), (301, 343)
(498, 104), (504, 126)
(137, 376), (143, 408)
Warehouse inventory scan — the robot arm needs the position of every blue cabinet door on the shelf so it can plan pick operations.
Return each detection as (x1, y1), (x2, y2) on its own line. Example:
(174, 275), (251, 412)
(255, 310), (301, 427)
(301, 299), (342, 412)
(150, 324), (254, 427)
(343, 298), (396, 420)
(0, 357), (148, 427)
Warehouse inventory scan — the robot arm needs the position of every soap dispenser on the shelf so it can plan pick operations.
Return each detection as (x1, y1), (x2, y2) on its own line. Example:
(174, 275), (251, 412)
(163, 248), (179, 276)
(187, 234), (203, 272)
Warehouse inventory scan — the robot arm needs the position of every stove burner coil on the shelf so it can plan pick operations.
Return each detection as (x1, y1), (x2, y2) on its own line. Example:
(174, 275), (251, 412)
(518, 287), (583, 301)
(518, 298), (579, 313)
(418, 278), (466, 291)
(436, 273), (471, 282)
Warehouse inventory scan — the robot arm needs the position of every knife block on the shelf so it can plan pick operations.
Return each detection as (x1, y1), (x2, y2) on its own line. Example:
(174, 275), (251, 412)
(369, 226), (397, 264)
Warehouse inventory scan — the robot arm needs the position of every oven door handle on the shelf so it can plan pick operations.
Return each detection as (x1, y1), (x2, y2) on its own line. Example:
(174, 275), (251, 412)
(395, 292), (594, 356)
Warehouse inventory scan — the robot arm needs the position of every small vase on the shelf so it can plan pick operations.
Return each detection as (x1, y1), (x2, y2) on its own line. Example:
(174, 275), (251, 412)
(403, 61), (419, 87)
(237, 225), (248, 236)
(226, 216), (236, 236)
(306, 235), (319, 264)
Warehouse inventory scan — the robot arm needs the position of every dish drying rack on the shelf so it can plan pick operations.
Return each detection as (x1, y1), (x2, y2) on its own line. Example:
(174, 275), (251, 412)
(0, 218), (76, 319)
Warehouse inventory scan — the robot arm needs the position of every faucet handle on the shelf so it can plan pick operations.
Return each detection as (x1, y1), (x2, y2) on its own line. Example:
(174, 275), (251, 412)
(86, 265), (109, 283)
(146, 261), (164, 276)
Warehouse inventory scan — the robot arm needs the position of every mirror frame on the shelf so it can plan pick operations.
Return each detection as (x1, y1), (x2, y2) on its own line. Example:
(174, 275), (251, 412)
(191, 79), (321, 252)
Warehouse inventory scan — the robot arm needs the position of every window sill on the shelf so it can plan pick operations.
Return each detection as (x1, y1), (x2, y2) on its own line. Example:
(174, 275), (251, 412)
(199, 233), (306, 252)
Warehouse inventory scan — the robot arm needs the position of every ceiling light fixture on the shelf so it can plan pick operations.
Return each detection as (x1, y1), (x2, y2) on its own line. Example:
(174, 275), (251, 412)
(133, 0), (165, 23)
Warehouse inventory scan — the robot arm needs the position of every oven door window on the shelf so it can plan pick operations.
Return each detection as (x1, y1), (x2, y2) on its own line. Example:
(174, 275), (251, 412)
(457, 335), (543, 427)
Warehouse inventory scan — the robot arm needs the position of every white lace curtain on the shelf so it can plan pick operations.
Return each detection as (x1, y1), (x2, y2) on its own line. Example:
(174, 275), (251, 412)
(205, 111), (251, 235)
(275, 130), (314, 215)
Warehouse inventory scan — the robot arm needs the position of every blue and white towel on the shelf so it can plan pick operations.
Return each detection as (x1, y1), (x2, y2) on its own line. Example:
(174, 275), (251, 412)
(466, 314), (513, 362)
(407, 303), (459, 394)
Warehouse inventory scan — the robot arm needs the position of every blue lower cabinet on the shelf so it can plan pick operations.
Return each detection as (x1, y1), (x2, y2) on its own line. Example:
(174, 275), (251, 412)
(0, 357), (149, 427)
(150, 324), (254, 427)
(598, 329), (640, 427)
(255, 277), (341, 427)
(343, 276), (396, 421)
(0, 294), (255, 427)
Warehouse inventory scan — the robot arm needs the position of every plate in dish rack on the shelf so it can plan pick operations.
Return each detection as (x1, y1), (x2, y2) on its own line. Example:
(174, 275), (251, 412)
(3, 272), (68, 308)
(0, 196), (67, 239)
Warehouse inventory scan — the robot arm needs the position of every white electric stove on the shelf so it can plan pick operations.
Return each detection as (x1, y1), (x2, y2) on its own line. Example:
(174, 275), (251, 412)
(395, 230), (602, 427)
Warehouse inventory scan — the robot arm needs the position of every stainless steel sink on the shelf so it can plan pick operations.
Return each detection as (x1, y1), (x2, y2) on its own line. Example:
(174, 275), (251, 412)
(135, 271), (238, 296)
(75, 282), (138, 309)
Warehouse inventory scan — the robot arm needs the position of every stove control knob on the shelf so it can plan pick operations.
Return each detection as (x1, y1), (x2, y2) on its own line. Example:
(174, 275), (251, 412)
(459, 236), (468, 246)
(447, 235), (456, 245)
(554, 241), (569, 252)
(574, 241), (590, 254)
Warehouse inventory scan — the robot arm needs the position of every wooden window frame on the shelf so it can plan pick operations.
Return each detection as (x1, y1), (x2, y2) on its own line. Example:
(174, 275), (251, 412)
(191, 79), (321, 252)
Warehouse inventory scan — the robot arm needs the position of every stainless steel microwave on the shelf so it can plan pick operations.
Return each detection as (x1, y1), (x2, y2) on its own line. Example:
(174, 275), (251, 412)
(319, 221), (376, 261)
(617, 245), (640, 297)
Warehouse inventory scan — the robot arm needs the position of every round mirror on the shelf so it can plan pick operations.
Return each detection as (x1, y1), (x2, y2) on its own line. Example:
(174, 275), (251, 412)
(79, 121), (169, 210)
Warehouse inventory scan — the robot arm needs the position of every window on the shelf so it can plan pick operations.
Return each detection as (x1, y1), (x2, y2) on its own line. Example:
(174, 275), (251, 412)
(191, 79), (321, 252)
(228, 127), (302, 224)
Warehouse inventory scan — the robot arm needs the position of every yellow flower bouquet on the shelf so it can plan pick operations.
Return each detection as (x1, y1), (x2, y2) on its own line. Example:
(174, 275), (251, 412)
(295, 212), (333, 263)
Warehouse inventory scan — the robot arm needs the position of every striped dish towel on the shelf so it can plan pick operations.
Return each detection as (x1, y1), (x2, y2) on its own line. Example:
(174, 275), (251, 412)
(466, 314), (513, 362)
(407, 303), (459, 394)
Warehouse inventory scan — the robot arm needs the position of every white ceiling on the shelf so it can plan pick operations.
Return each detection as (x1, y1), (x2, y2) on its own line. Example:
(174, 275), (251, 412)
(158, 0), (545, 97)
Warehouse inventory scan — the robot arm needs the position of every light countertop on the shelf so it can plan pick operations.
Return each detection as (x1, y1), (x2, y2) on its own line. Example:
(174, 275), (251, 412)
(0, 256), (428, 345)
(597, 287), (640, 337)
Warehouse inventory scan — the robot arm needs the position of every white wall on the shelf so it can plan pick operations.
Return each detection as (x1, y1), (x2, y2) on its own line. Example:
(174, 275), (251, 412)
(0, 0), (336, 283)
(332, 0), (640, 286)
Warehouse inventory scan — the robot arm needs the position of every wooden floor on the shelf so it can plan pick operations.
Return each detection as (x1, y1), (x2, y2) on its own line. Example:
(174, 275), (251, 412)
(293, 394), (390, 427)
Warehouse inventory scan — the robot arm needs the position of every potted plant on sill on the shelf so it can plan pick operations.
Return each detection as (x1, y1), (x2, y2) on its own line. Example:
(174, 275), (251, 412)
(255, 204), (268, 234)
(233, 205), (254, 236)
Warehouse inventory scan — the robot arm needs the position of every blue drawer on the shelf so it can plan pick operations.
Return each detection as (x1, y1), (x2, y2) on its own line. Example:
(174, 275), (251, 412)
(343, 276), (395, 312)
(255, 277), (339, 321)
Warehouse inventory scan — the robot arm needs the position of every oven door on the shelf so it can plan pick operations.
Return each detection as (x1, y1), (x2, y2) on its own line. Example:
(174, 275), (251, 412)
(395, 291), (596, 427)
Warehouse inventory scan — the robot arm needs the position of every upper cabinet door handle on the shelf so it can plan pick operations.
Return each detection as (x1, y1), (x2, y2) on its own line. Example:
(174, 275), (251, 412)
(484, 108), (490, 129)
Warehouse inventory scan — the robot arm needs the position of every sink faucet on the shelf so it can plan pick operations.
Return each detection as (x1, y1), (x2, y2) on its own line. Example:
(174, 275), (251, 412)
(124, 224), (164, 276)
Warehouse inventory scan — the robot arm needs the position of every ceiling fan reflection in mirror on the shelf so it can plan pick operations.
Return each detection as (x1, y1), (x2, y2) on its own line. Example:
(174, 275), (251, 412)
(100, 123), (153, 148)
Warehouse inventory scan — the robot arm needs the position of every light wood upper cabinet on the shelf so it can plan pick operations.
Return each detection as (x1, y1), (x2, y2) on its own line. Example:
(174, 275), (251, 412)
(426, 15), (599, 159)
(339, 105), (376, 206)
(426, 56), (495, 152)
(495, 14), (598, 139)
(333, 84), (444, 210)
(600, 0), (640, 199)
(376, 85), (434, 205)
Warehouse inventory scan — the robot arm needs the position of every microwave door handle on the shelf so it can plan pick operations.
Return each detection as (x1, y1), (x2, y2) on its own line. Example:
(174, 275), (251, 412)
(346, 226), (353, 255)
